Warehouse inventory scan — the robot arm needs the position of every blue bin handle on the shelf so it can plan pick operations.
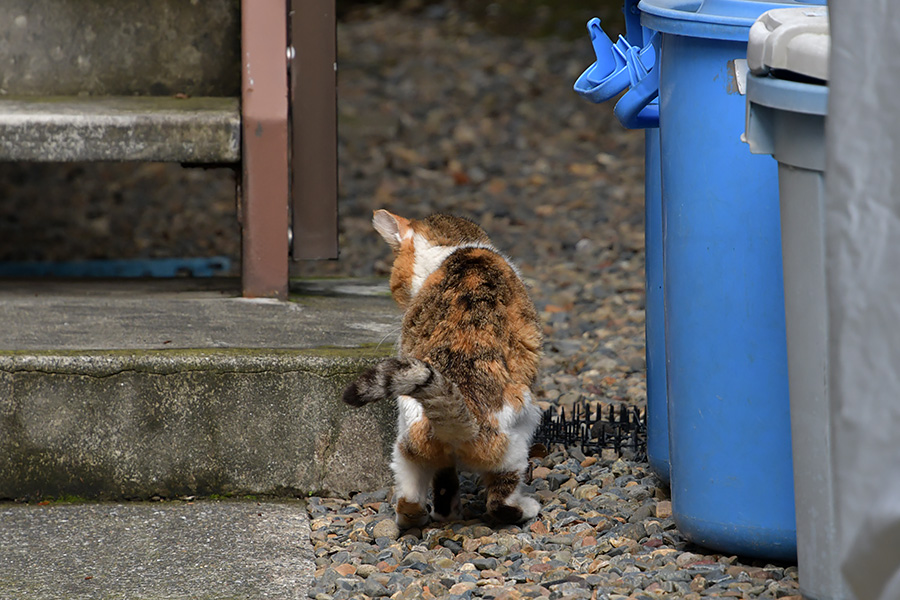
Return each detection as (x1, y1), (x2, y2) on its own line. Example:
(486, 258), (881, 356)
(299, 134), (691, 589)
(614, 36), (660, 129)
(574, 18), (660, 129)
(573, 18), (632, 104)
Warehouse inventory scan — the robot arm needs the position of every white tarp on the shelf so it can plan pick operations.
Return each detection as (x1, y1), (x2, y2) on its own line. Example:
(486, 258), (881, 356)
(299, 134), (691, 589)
(826, 2), (900, 600)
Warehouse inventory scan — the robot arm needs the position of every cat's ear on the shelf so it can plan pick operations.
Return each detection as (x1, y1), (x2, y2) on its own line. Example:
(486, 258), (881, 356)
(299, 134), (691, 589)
(373, 209), (410, 251)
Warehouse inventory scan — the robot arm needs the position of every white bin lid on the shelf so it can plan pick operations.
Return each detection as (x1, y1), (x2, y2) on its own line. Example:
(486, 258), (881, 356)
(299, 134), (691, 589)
(747, 6), (829, 81)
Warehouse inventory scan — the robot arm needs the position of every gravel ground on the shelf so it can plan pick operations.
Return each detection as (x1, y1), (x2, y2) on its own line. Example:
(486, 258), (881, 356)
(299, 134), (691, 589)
(0, 4), (801, 598)
(0, 163), (239, 268)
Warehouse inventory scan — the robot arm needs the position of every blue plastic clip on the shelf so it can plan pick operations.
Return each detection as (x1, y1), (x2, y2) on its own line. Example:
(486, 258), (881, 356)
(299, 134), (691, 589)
(615, 35), (660, 129)
(573, 13), (660, 130)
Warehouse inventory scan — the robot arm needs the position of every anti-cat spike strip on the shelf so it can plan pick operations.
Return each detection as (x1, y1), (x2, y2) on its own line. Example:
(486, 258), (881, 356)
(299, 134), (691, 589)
(534, 399), (647, 461)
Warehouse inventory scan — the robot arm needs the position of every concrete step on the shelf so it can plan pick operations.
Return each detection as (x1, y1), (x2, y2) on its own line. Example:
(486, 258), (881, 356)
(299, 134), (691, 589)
(0, 278), (399, 501)
(2, 0), (240, 98)
(0, 499), (313, 599)
(0, 96), (240, 162)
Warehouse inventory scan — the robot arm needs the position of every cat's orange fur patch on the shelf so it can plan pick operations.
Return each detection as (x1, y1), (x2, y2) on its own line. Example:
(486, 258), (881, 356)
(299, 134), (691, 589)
(502, 383), (529, 411)
(424, 269), (445, 289)
(461, 270), (486, 290)
(477, 358), (507, 381)
(390, 236), (416, 307)
(458, 430), (509, 470)
(400, 420), (454, 468)
(505, 300), (541, 384)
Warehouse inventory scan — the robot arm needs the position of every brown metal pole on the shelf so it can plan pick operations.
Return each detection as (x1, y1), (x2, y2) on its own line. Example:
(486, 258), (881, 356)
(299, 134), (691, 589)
(241, 0), (290, 299)
(290, 0), (338, 260)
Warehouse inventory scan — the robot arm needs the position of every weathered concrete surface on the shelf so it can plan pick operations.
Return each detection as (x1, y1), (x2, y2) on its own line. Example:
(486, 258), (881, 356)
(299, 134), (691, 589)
(0, 278), (398, 351)
(0, 350), (397, 500)
(0, 0), (242, 163)
(0, 96), (240, 163)
(0, 500), (313, 599)
(0, 279), (400, 500)
(0, 0), (240, 97)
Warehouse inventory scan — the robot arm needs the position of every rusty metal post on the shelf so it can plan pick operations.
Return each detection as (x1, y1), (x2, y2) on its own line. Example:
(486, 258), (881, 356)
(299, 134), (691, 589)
(241, 0), (290, 298)
(290, 0), (338, 260)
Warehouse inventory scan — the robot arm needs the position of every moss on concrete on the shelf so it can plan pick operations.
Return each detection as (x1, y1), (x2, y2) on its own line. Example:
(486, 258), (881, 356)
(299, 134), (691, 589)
(0, 345), (394, 377)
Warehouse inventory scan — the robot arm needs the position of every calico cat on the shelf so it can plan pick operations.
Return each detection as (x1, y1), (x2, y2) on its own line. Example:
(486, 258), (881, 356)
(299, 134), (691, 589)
(342, 209), (543, 528)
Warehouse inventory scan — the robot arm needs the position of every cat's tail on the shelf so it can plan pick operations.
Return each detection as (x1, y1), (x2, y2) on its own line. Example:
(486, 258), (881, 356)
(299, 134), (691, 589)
(342, 358), (478, 442)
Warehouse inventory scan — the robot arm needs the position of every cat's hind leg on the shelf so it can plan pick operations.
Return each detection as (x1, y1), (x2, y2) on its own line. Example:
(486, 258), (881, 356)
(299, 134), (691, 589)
(480, 394), (542, 524)
(431, 466), (461, 522)
(390, 443), (433, 529)
(483, 470), (540, 524)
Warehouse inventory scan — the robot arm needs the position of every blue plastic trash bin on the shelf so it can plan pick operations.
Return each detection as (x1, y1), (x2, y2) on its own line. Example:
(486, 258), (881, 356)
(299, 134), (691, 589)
(574, 2), (670, 484)
(638, 0), (823, 560)
(642, 128), (667, 482)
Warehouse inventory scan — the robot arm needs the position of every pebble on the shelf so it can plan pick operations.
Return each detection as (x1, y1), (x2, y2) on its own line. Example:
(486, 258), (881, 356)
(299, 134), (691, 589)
(371, 518), (400, 541)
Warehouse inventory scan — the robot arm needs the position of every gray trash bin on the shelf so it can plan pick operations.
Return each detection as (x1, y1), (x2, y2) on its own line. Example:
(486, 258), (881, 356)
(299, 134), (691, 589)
(744, 7), (849, 600)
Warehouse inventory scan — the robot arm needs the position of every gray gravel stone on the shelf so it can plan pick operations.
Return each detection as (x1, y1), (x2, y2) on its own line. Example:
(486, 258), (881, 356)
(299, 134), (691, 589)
(364, 578), (391, 597)
(371, 518), (400, 541)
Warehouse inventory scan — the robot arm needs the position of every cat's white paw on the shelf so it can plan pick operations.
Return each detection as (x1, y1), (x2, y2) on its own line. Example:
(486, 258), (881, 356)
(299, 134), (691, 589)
(488, 491), (541, 524)
(517, 495), (541, 521)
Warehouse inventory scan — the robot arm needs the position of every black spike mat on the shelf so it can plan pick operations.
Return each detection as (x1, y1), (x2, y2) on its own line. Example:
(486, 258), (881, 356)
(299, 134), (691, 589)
(534, 400), (647, 460)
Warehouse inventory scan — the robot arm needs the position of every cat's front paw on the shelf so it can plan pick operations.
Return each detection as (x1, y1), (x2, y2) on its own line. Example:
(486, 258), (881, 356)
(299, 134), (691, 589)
(395, 497), (431, 529)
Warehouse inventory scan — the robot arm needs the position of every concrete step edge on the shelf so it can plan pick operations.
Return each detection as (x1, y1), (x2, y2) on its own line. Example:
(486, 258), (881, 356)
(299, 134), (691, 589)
(0, 96), (240, 162)
(0, 346), (386, 376)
